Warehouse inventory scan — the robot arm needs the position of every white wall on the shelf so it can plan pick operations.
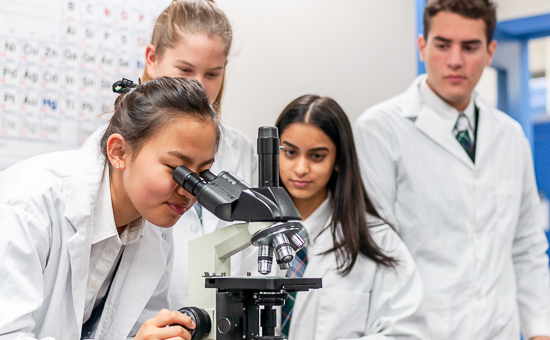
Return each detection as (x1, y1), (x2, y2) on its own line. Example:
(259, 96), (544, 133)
(494, 0), (550, 21)
(214, 0), (417, 141)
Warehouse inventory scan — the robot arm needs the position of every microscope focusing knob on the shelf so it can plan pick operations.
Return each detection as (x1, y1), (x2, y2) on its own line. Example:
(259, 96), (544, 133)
(217, 317), (234, 334)
(177, 307), (212, 340)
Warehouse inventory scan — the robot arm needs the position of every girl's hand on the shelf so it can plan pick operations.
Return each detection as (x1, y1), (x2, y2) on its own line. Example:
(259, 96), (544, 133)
(135, 308), (196, 340)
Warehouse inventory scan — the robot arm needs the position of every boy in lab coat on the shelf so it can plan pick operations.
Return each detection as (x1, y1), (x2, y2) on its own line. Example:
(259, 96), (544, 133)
(354, 0), (550, 339)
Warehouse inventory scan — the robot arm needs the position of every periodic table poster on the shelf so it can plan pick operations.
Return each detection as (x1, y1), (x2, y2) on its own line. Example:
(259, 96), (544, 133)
(0, 0), (169, 169)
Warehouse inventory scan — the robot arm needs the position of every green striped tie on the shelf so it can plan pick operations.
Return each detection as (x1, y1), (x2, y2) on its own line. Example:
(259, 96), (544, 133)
(454, 113), (475, 161)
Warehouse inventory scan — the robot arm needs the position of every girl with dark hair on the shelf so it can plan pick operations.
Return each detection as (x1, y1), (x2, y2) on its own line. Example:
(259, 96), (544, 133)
(275, 95), (428, 340)
(84, 0), (257, 309)
(0, 77), (219, 340)
(143, 0), (258, 310)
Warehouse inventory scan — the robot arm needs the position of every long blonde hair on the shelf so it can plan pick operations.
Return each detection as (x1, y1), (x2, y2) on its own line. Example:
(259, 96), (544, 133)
(142, 0), (232, 107)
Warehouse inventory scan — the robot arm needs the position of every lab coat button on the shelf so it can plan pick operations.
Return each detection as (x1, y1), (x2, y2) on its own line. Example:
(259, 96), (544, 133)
(91, 281), (99, 289)
(190, 224), (199, 233)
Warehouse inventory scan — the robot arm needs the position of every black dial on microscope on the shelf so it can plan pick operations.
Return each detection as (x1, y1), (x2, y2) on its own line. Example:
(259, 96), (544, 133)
(178, 307), (212, 340)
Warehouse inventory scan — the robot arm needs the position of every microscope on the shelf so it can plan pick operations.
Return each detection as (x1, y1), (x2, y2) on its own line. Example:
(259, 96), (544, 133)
(172, 127), (322, 340)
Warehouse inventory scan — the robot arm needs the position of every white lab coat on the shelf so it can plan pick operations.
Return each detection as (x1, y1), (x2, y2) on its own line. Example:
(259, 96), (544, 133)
(353, 75), (550, 339)
(275, 199), (429, 340)
(168, 124), (258, 310)
(0, 142), (174, 340)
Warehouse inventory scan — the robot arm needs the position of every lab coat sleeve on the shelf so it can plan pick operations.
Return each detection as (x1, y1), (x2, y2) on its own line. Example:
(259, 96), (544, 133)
(353, 112), (399, 229)
(0, 205), (52, 340)
(341, 227), (429, 340)
(512, 136), (550, 339)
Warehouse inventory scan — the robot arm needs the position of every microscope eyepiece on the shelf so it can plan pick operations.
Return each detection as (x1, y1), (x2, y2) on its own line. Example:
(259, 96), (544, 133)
(198, 169), (217, 182)
(173, 166), (206, 196)
(257, 126), (280, 188)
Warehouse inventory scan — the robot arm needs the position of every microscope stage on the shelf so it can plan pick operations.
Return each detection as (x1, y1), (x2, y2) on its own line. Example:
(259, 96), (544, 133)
(205, 276), (322, 292)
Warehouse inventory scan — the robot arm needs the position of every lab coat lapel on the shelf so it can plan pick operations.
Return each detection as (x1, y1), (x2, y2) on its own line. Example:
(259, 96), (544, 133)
(107, 227), (172, 337)
(402, 77), (474, 169)
(65, 145), (104, 329)
(66, 217), (93, 330)
(291, 227), (335, 323)
(473, 96), (503, 165)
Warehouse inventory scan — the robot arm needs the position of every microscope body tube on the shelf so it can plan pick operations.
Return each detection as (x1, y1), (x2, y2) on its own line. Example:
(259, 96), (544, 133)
(257, 126), (280, 188)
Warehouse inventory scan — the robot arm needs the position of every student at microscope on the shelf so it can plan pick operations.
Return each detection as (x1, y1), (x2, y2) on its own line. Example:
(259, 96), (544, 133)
(274, 95), (429, 340)
(0, 77), (219, 340)
(83, 0), (257, 309)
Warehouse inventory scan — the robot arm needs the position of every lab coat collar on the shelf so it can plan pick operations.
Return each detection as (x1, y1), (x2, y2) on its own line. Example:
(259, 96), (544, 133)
(92, 166), (118, 244)
(419, 78), (476, 129)
(92, 165), (145, 245)
(302, 197), (332, 244)
(401, 75), (502, 169)
(66, 141), (105, 231)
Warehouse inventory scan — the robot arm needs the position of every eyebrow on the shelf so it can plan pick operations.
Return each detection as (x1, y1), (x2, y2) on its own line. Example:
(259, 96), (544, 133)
(433, 36), (482, 45)
(167, 150), (215, 168)
(282, 141), (329, 153)
(175, 60), (224, 71)
(282, 141), (298, 149)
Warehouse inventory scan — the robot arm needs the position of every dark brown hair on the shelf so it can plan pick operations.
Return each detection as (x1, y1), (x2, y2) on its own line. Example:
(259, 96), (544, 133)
(100, 77), (220, 166)
(276, 95), (397, 276)
(143, 0), (232, 107)
(424, 0), (497, 44)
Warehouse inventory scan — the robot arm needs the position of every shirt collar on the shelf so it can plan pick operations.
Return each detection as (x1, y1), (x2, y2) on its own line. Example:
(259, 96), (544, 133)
(419, 78), (475, 130)
(92, 167), (144, 245)
(119, 218), (145, 245)
(302, 197), (333, 244)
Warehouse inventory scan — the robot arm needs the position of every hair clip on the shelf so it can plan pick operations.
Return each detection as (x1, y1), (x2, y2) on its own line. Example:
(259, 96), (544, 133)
(112, 78), (142, 94)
